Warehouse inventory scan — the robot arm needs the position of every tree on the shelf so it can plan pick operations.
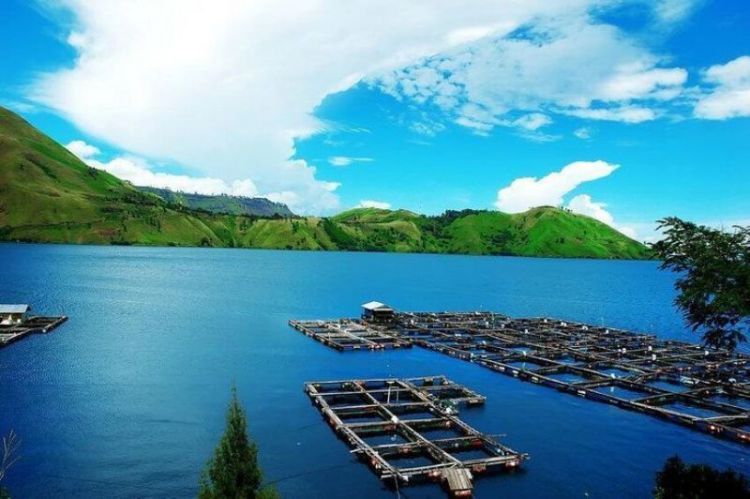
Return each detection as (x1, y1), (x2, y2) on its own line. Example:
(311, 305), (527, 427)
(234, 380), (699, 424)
(0, 430), (20, 499)
(199, 386), (278, 499)
(654, 455), (750, 498)
(652, 217), (750, 351)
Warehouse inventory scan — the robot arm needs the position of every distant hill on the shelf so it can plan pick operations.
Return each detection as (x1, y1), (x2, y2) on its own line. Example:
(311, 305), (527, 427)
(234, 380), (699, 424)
(138, 186), (293, 217)
(323, 207), (648, 259)
(0, 106), (649, 259)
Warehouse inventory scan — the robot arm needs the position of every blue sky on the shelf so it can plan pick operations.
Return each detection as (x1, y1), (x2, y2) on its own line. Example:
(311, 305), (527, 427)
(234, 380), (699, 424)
(2, 0), (749, 240)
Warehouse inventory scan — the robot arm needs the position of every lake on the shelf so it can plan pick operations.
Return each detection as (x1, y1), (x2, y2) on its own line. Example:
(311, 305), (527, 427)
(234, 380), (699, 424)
(0, 243), (747, 498)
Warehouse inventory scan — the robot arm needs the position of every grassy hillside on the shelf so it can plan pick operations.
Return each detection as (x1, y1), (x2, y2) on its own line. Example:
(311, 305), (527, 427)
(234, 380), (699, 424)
(138, 186), (293, 217)
(323, 207), (648, 259)
(0, 106), (649, 259)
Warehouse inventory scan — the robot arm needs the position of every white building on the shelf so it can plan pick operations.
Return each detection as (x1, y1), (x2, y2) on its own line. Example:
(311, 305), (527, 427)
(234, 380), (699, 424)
(361, 301), (395, 323)
(0, 304), (30, 326)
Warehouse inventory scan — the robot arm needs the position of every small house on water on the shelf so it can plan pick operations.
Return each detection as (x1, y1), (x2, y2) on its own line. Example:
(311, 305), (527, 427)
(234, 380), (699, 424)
(361, 301), (395, 323)
(0, 304), (30, 326)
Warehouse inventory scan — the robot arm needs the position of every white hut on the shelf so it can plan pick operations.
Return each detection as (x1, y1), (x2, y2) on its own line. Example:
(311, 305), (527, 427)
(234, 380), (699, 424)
(361, 301), (395, 323)
(0, 304), (30, 326)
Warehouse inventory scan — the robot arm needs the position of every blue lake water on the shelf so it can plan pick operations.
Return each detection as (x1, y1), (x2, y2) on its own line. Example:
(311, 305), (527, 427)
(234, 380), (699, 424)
(0, 243), (748, 498)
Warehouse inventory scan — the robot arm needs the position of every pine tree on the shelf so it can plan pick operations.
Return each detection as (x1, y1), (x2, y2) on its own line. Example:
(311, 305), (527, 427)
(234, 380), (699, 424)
(199, 386), (277, 499)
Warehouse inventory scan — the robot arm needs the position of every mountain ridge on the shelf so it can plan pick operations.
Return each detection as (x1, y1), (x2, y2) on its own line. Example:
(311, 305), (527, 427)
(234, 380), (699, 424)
(137, 186), (294, 217)
(0, 106), (649, 259)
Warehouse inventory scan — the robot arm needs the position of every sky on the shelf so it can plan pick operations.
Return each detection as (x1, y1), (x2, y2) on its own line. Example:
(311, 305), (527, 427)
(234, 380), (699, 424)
(1, 0), (749, 241)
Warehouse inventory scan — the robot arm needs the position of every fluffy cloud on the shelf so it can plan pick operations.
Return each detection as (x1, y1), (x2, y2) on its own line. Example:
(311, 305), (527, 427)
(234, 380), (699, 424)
(694, 56), (750, 119)
(66, 140), (261, 197)
(495, 160), (617, 212)
(31, 1), (708, 213)
(567, 194), (614, 225)
(328, 156), (373, 167)
(567, 194), (636, 239)
(66, 139), (100, 159)
(357, 200), (392, 209)
(598, 64), (687, 102)
(374, 14), (689, 134)
(32, 1), (739, 214)
(32, 1), (611, 214)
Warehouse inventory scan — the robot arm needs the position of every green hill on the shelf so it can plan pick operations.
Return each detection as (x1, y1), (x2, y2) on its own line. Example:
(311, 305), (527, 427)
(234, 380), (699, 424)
(0, 106), (649, 259)
(138, 186), (293, 217)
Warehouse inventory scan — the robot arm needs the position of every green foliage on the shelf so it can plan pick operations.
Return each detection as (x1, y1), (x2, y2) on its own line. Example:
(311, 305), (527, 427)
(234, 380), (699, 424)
(139, 186), (293, 218)
(652, 217), (750, 351)
(0, 105), (650, 259)
(321, 218), (360, 250)
(654, 455), (750, 499)
(199, 386), (278, 499)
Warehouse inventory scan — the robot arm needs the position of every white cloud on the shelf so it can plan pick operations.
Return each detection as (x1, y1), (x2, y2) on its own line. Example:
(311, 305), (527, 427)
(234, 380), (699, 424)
(567, 194), (614, 225)
(66, 139), (100, 158)
(409, 120), (447, 137)
(495, 160), (618, 212)
(495, 163), (639, 239)
(694, 56), (750, 119)
(564, 105), (657, 123)
(357, 200), (392, 210)
(573, 127), (592, 139)
(328, 156), (373, 167)
(512, 113), (552, 131)
(651, 0), (702, 24)
(446, 25), (501, 46)
(374, 14), (689, 134)
(598, 64), (687, 102)
(66, 139), (261, 197)
(31, 1), (607, 214)
(26, 0), (724, 213)
(567, 194), (637, 239)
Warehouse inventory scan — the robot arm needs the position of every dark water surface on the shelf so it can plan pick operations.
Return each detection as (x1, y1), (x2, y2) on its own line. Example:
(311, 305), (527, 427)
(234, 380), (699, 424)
(1, 244), (747, 498)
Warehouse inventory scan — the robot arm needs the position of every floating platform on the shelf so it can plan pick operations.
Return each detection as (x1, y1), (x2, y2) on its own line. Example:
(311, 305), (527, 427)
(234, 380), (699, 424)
(305, 376), (525, 497)
(291, 309), (750, 445)
(290, 319), (411, 351)
(0, 315), (68, 348)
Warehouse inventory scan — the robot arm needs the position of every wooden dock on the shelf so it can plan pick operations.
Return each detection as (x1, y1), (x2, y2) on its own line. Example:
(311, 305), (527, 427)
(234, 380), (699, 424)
(0, 315), (68, 348)
(290, 319), (412, 351)
(291, 309), (750, 445)
(305, 376), (525, 497)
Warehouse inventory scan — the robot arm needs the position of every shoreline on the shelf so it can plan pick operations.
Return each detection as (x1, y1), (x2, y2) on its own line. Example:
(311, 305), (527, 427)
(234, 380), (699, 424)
(0, 239), (655, 262)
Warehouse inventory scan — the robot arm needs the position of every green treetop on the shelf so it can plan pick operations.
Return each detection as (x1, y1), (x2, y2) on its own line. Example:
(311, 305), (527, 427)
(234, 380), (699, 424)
(199, 386), (278, 499)
(652, 217), (750, 352)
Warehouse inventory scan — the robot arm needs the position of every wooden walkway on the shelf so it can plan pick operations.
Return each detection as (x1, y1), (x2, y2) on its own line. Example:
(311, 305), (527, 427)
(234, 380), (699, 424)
(291, 310), (750, 445)
(305, 376), (525, 497)
(0, 316), (67, 348)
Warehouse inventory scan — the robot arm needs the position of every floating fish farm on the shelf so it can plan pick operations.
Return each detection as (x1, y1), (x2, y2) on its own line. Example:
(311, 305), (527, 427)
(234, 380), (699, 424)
(292, 307), (750, 445)
(304, 376), (526, 497)
(0, 314), (67, 348)
(290, 319), (411, 351)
